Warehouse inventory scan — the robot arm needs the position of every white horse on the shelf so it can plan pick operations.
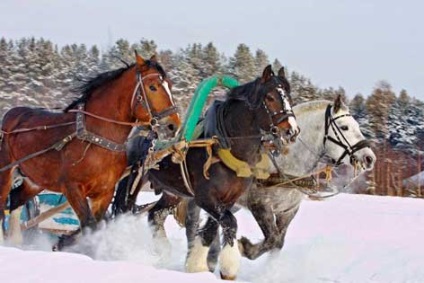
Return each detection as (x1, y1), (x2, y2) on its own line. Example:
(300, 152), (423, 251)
(238, 94), (376, 259)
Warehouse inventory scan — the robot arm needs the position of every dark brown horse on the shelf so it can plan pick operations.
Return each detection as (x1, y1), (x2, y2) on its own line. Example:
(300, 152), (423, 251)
(0, 53), (181, 249)
(116, 65), (299, 280)
(144, 96), (376, 265)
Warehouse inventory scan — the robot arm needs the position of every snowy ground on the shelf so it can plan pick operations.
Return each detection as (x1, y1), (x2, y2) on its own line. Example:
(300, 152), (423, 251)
(1, 192), (424, 283)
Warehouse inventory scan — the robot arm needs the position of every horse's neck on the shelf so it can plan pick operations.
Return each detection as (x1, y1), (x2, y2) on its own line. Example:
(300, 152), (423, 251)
(84, 68), (136, 143)
(224, 101), (262, 163)
(275, 108), (326, 176)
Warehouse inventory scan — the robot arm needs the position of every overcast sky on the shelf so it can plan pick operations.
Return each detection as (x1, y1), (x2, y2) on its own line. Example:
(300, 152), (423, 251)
(1, 0), (423, 100)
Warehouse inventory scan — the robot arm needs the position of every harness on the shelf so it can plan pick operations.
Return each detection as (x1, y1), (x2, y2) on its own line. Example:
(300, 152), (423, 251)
(75, 103), (127, 152)
(0, 69), (177, 172)
(323, 105), (370, 166)
(262, 103), (372, 199)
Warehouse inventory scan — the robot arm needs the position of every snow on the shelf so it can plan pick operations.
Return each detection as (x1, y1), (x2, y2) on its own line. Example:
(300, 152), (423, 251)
(1, 192), (424, 283)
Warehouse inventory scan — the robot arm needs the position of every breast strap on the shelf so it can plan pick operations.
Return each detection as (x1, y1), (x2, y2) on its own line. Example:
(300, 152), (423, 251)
(76, 104), (127, 152)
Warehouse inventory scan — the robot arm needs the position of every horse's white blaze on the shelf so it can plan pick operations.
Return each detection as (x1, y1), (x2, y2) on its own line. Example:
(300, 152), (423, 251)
(219, 242), (241, 278)
(161, 81), (174, 103)
(288, 116), (299, 133)
(185, 237), (209, 273)
(8, 207), (23, 245)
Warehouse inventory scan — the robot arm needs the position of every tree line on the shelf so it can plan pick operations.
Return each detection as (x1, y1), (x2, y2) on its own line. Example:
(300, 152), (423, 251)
(0, 37), (423, 197)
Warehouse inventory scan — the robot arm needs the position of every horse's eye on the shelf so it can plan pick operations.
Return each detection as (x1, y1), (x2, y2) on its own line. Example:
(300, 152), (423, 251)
(340, 125), (349, 131)
(266, 94), (276, 102)
(149, 85), (157, 91)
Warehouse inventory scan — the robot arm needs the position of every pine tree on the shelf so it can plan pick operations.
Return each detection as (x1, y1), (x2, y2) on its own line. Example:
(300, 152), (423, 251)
(272, 59), (283, 73)
(366, 81), (396, 140)
(202, 42), (221, 77)
(254, 49), (269, 74)
(289, 71), (318, 103)
(0, 38), (14, 93)
(398, 89), (410, 114)
(139, 38), (157, 58)
(228, 44), (256, 82)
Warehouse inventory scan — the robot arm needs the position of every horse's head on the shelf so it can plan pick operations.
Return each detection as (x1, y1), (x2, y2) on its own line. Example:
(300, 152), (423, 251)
(132, 52), (181, 138)
(256, 65), (300, 144)
(323, 95), (376, 172)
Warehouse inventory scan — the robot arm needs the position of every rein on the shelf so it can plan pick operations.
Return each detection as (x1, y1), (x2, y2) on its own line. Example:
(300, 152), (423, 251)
(266, 152), (340, 199)
(0, 121), (76, 135)
(68, 109), (149, 127)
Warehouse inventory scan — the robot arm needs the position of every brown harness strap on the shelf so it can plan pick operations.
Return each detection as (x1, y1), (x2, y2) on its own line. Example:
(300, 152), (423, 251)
(0, 133), (77, 172)
(75, 104), (127, 152)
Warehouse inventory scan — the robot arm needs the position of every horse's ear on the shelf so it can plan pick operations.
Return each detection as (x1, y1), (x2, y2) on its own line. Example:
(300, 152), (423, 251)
(261, 65), (274, 83)
(150, 54), (158, 62)
(135, 50), (146, 65)
(277, 66), (286, 79)
(333, 94), (345, 113)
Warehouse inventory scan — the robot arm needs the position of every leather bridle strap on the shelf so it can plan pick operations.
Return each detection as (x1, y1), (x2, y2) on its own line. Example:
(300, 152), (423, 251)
(323, 105), (370, 165)
(131, 71), (178, 123)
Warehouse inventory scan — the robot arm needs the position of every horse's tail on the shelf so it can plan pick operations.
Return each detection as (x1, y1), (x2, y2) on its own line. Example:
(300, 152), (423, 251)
(173, 198), (189, 227)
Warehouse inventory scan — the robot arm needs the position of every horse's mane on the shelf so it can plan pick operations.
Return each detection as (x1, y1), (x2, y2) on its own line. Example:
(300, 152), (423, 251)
(293, 100), (331, 116)
(64, 60), (167, 112)
(226, 75), (290, 109)
(293, 100), (350, 116)
(226, 79), (261, 108)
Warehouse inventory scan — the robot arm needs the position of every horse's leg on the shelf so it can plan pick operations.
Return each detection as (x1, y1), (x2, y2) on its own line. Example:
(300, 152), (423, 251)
(185, 198), (200, 250)
(8, 179), (43, 245)
(90, 188), (115, 223)
(148, 192), (181, 240)
(112, 175), (131, 215)
(274, 204), (300, 250)
(239, 192), (278, 260)
(185, 216), (219, 273)
(217, 210), (241, 280)
(0, 152), (13, 244)
(54, 183), (96, 250)
(184, 199), (219, 272)
(184, 199), (221, 272)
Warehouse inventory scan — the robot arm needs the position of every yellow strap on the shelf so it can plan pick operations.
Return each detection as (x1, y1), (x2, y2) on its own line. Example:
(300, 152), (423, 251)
(217, 149), (270, 179)
(325, 165), (332, 182)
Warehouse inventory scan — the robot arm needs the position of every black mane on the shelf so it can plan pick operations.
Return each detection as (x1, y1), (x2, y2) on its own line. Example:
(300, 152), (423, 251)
(227, 75), (291, 109)
(64, 60), (167, 112)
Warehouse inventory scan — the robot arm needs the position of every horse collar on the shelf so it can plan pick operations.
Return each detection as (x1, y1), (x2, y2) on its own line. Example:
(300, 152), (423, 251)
(76, 104), (127, 152)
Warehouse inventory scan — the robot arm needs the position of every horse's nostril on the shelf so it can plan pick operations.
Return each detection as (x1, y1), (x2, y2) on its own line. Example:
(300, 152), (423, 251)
(167, 124), (176, 132)
(365, 156), (373, 167)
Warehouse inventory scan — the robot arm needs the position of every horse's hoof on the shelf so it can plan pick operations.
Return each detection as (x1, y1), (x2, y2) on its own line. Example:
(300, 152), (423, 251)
(220, 272), (237, 281)
(238, 236), (259, 260)
(52, 232), (78, 251)
(238, 237), (253, 254)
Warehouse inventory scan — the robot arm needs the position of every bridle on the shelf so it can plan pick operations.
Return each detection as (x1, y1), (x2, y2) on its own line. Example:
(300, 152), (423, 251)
(262, 83), (296, 137)
(130, 69), (178, 126)
(323, 105), (370, 166)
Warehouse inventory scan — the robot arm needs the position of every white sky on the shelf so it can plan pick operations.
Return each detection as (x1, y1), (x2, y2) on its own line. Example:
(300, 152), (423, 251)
(0, 0), (423, 100)
(1, 192), (424, 282)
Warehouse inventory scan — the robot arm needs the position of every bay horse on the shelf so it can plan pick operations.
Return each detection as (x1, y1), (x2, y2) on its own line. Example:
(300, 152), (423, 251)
(130, 65), (299, 280)
(141, 95), (376, 266)
(0, 53), (181, 249)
